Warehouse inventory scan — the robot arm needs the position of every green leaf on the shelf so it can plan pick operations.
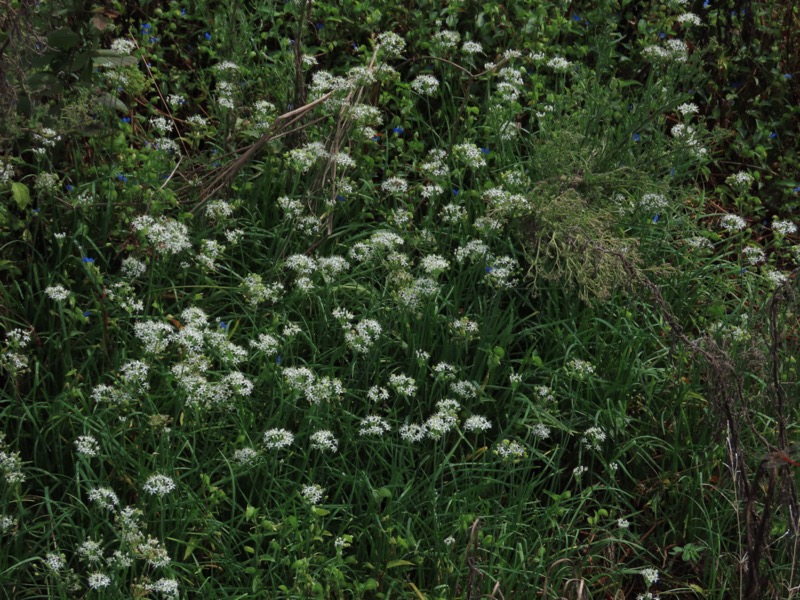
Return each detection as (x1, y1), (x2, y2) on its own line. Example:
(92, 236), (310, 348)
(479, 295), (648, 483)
(11, 182), (31, 210)
(47, 28), (81, 50)
(386, 559), (415, 569)
(92, 52), (138, 68)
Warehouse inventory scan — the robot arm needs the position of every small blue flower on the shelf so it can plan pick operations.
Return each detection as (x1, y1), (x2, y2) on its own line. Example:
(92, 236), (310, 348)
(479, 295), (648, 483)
(485, 266), (494, 273)
(393, 126), (404, 134)
(659, 32), (666, 39)
(83, 310), (91, 318)
(181, 8), (186, 15)
(784, 73), (793, 80)
(670, 167), (676, 176)
(633, 133), (641, 142)
(141, 23), (152, 34)
(572, 14), (582, 21)
(121, 116), (131, 123)
(740, 267), (747, 274)
(652, 214), (660, 223)
(769, 131), (777, 139)
(82, 257), (95, 264)
(703, 0), (710, 7)
(336, 194), (345, 202)
(480, 147), (490, 154)
(276, 355), (282, 365)
(315, 22), (324, 30)
(219, 321), (228, 330)
(452, 188), (460, 196)
(204, 32), (211, 41)
(793, 186), (800, 194)
(149, 36), (159, 43)
(371, 134), (381, 142)
(117, 174), (128, 183)
(353, 42), (359, 51)
(65, 184), (74, 191)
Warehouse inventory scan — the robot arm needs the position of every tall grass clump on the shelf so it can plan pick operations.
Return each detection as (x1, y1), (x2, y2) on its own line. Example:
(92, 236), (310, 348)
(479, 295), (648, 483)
(0, 0), (798, 598)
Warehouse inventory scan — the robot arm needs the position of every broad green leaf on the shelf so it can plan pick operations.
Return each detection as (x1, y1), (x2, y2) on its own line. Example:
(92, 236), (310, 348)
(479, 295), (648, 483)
(11, 182), (31, 210)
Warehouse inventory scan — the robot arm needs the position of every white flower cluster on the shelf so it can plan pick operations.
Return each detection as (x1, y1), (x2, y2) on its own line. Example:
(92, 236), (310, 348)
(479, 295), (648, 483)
(411, 74), (439, 96)
(377, 32), (406, 57)
(494, 438), (528, 460)
(133, 215), (192, 254)
(642, 39), (688, 63)
(283, 366), (345, 404)
(242, 273), (284, 305)
(453, 142), (487, 168)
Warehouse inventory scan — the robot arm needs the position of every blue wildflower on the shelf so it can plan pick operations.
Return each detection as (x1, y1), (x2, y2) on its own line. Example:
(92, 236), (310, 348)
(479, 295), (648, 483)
(83, 310), (91, 318)
(793, 186), (800, 194)
(117, 174), (128, 183)
(121, 116), (131, 123)
(784, 73), (793, 80)
(219, 321), (228, 330)
(659, 32), (666, 39)
(485, 266), (494, 273)
(652, 214), (660, 223)
(393, 126), (404, 134)
(82, 257), (95, 264)
(276, 355), (282, 365)
(204, 32), (211, 41)
(480, 147), (491, 154)
(633, 133), (641, 142)
(572, 14), (582, 21)
(141, 23), (152, 35)
(452, 188), (460, 196)
(65, 184), (74, 192)
(769, 132), (777, 139)
(336, 194), (345, 202)
(315, 22), (324, 30)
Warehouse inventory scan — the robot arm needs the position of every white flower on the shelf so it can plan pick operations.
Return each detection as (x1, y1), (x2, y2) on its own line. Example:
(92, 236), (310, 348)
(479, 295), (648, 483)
(743, 246), (765, 265)
(88, 572), (111, 589)
(464, 415), (492, 432)
(433, 30), (460, 49)
(444, 535), (456, 546)
(110, 38), (135, 54)
(88, 487), (119, 511)
(233, 447), (259, 465)
(530, 423), (551, 440)
(547, 56), (571, 71)
(720, 214), (747, 232)
(453, 142), (486, 168)
(618, 518), (630, 529)
(461, 41), (483, 54)
(142, 474), (176, 497)
(411, 74), (440, 96)
(44, 285), (71, 301)
(263, 428), (294, 449)
(310, 430), (339, 453)
(389, 373), (417, 397)
(377, 32), (406, 57)
(146, 578), (180, 597)
(640, 568), (659, 587)
(582, 426), (607, 451)
(301, 484), (324, 504)
(399, 423), (427, 442)
(494, 439), (527, 460)
(773, 220), (797, 235)
(381, 177), (408, 195)
(677, 102), (699, 115)
(75, 435), (100, 457)
(567, 358), (595, 377)
(726, 171), (754, 189)
(359, 415), (390, 436)
(765, 270), (788, 287)
(45, 553), (64, 571)
(677, 12), (702, 26)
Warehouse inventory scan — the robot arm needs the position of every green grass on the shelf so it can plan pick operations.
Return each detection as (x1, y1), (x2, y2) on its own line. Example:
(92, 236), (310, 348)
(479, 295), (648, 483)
(0, 0), (799, 598)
